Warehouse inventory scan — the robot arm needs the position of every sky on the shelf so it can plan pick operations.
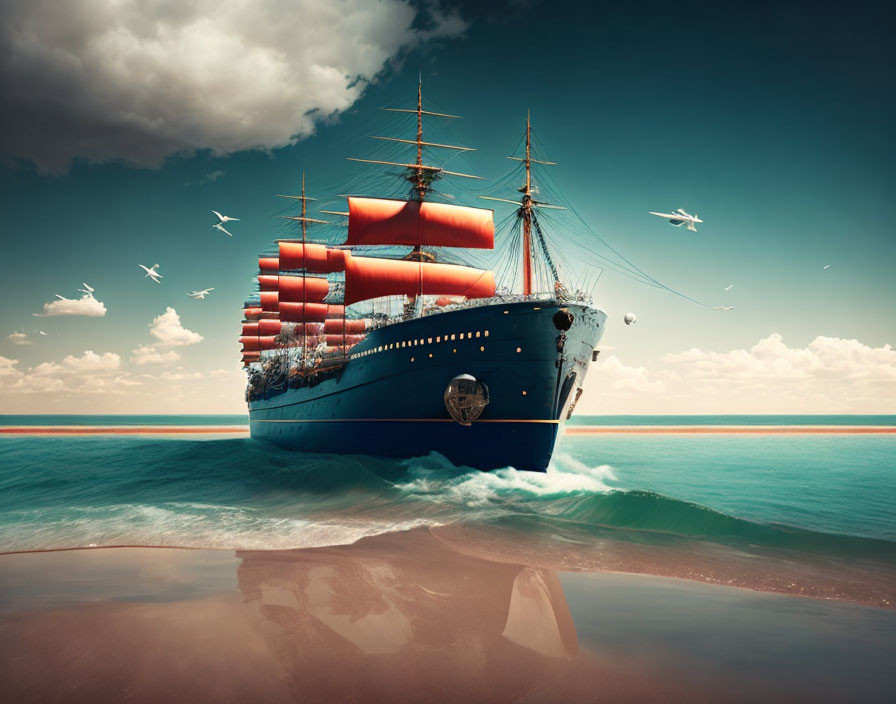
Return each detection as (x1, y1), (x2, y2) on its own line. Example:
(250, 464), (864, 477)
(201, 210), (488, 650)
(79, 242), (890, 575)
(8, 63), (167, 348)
(0, 0), (893, 414)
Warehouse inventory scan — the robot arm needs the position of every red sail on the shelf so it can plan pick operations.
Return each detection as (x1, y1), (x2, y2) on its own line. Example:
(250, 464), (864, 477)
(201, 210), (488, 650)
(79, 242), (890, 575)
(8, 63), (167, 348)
(325, 334), (365, 347)
(240, 336), (280, 351)
(260, 292), (278, 311)
(279, 243), (348, 273)
(257, 275), (329, 302)
(258, 257), (279, 272)
(343, 257), (495, 306)
(241, 322), (259, 336)
(324, 318), (369, 334)
(346, 198), (494, 249)
(257, 320), (282, 336)
(279, 302), (329, 323)
(244, 307), (263, 320)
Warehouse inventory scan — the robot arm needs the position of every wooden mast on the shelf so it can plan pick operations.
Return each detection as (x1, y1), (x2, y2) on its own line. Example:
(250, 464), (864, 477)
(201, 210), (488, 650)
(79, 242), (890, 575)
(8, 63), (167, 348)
(478, 112), (560, 296)
(521, 111), (533, 296)
(276, 173), (328, 373)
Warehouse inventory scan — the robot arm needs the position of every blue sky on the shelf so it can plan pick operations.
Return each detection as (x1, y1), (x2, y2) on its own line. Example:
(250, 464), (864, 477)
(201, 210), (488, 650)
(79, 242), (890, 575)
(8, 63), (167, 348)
(1, 0), (893, 413)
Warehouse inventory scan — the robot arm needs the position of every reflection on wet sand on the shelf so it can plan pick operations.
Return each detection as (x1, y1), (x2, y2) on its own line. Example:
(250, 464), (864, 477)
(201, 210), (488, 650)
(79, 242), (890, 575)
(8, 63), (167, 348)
(5, 528), (891, 702)
(3, 529), (694, 704)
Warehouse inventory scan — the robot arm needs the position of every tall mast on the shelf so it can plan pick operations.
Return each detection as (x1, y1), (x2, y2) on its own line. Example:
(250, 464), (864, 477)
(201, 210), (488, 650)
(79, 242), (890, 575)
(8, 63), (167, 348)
(415, 76), (425, 201)
(277, 172), (328, 374)
(478, 112), (561, 296)
(521, 111), (534, 296)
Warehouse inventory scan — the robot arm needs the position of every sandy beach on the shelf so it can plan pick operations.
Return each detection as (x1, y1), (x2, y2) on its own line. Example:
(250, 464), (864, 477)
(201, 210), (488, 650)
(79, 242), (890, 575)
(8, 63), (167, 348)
(2, 528), (894, 703)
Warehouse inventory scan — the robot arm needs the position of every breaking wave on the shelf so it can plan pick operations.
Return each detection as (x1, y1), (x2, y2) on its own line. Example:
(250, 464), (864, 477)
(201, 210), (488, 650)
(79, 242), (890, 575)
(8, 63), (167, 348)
(0, 436), (894, 562)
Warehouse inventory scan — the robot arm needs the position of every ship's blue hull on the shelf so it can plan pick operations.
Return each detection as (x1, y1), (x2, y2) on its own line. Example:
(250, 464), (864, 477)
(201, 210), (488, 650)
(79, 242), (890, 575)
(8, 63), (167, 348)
(249, 301), (606, 472)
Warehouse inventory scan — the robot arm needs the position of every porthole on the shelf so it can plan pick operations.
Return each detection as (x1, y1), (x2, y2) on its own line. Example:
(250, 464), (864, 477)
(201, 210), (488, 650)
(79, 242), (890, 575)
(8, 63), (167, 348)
(516, 347), (522, 353)
(451, 334), (456, 340)
(522, 390), (527, 396)
(459, 333), (465, 339)
(428, 353), (433, 358)
(479, 346), (485, 352)
(484, 330), (489, 337)
(410, 357), (415, 362)
(436, 336), (441, 343)
(475, 331), (481, 338)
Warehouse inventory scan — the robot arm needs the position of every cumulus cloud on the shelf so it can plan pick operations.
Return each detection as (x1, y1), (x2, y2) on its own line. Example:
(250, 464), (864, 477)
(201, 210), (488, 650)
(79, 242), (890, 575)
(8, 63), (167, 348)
(35, 293), (107, 317)
(0, 0), (467, 172)
(131, 344), (181, 365)
(149, 307), (203, 347)
(0, 350), (123, 398)
(61, 350), (121, 372)
(7, 332), (31, 345)
(578, 333), (896, 414)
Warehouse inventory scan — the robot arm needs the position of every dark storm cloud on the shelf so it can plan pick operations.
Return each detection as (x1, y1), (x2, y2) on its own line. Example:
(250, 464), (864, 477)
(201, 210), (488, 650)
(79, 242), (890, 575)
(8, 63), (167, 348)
(0, 0), (466, 172)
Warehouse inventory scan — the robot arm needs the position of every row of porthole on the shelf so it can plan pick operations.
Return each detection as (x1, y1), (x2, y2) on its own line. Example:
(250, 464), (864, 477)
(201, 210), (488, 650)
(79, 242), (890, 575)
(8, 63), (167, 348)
(350, 329), (491, 360)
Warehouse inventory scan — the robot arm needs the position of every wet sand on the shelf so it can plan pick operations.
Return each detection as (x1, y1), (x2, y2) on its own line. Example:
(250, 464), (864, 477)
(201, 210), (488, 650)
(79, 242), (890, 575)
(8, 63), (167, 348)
(1, 528), (894, 703)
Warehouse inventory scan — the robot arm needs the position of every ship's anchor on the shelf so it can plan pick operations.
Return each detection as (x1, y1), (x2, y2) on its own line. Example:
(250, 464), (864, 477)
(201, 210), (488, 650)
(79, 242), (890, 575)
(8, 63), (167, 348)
(444, 374), (489, 426)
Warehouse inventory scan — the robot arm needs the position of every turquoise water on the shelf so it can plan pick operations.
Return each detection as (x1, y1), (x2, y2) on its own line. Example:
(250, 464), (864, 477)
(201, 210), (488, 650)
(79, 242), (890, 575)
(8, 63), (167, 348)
(2, 414), (893, 426)
(0, 420), (894, 565)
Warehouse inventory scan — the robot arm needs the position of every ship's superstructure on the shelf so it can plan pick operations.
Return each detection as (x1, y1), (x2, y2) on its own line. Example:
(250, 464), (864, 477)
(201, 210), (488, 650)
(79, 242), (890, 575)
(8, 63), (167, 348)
(241, 84), (606, 472)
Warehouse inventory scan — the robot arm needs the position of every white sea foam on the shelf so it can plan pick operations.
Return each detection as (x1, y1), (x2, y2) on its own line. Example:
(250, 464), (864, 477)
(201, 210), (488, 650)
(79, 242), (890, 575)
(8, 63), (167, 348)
(0, 502), (440, 552)
(395, 451), (619, 508)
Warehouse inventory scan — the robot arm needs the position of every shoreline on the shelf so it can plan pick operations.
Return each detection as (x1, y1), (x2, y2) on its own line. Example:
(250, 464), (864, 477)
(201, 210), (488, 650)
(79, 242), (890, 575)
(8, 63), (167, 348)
(1, 424), (893, 436)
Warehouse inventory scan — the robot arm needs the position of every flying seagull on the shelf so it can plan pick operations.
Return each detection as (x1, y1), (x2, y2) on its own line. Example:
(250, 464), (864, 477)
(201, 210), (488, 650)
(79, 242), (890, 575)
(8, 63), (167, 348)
(188, 288), (215, 300)
(212, 210), (239, 224)
(724, 284), (734, 291)
(139, 264), (162, 283)
(39, 330), (48, 336)
(713, 305), (735, 311)
(78, 282), (95, 295)
(213, 222), (234, 237)
(649, 208), (703, 232)
(823, 264), (831, 270)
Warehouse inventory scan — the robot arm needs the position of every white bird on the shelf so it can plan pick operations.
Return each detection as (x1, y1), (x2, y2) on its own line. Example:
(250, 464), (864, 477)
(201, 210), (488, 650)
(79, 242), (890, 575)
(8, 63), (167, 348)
(212, 210), (239, 224)
(39, 330), (48, 336)
(54, 294), (69, 300)
(213, 223), (234, 237)
(823, 264), (830, 270)
(724, 284), (734, 291)
(624, 312), (637, 325)
(713, 305), (735, 311)
(139, 264), (162, 283)
(649, 208), (703, 232)
(188, 288), (215, 300)
(79, 282), (95, 295)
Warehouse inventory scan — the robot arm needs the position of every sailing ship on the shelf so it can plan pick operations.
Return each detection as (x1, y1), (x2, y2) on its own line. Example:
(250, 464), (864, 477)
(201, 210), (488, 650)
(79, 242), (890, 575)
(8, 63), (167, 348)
(241, 84), (606, 472)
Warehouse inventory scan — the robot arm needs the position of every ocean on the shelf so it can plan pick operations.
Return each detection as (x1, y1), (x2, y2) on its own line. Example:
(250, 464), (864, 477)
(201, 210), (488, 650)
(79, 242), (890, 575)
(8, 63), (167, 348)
(2, 415), (895, 701)
(1, 416), (894, 574)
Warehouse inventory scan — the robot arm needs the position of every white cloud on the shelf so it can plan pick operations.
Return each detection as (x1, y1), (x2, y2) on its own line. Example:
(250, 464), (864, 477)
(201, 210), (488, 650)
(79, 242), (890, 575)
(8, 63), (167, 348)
(578, 333), (896, 414)
(61, 350), (121, 372)
(7, 332), (31, 345)
(35, 293), (107, 317)
(149, 307), (203, 347)
(1, 0), (466, 172)
(131, 344), (181, 365)
(0, 356), (19, 376)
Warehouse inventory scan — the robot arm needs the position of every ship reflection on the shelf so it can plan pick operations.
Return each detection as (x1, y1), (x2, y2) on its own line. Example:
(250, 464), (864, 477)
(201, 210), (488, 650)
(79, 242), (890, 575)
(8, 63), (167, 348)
(235, 529), (579, 700)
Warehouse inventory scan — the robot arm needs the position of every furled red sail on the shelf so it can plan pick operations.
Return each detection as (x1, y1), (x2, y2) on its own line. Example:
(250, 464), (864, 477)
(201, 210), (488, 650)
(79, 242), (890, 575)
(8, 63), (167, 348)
(278, 243), (348, 273)
(260, 292), (279, 311)
(325, 334), (365, 347)
(323, 318), (369, 334)
(279, 302), (344, 323)
(343, 256), (495, 306)
(244, 307), (263, 320)
(241, 322), (259, 336)
(257, 320), (282, 336)
(346, 198), (494, 249)
(257, 275), (329, 303)
(258, 257), (279, 272)
(240, 336), (281, 352)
